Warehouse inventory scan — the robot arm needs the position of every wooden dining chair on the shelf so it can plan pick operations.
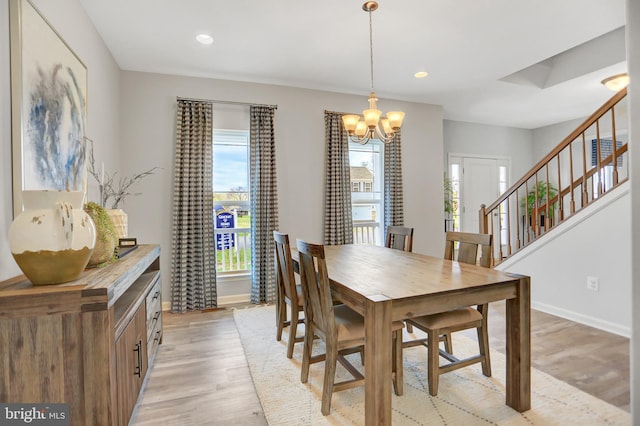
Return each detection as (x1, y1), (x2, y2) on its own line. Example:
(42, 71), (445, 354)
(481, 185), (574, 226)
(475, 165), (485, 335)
(385, 225), (414, 252)
(385, 225), (416, 332)
(296, 239), (404, 415)
(273, 231), (305, 358)
(404, 231), (493, 396)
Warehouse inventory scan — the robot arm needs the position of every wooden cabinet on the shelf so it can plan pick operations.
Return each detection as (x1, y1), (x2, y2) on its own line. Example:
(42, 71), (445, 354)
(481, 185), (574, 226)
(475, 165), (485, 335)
(0, 244), (162, 426)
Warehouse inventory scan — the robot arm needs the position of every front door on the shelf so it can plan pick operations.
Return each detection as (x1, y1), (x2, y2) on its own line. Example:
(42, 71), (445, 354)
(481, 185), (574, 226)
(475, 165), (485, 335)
(461, 157), (501, 233)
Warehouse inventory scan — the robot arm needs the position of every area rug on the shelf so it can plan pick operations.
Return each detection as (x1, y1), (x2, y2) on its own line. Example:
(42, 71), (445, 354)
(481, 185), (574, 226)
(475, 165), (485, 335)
(233, 305), (630, 426)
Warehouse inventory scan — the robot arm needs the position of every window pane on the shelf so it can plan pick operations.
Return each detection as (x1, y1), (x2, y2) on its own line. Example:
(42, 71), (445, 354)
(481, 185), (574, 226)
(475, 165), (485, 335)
(213, 129), (251, 274)
(349, 140), (383, 245)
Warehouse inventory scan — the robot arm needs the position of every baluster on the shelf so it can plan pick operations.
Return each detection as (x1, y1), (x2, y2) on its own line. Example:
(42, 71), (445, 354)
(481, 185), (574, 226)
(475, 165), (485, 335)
(505, 196), (512, 256)
(611, 106), (619, 185)
(515, 190), (522, 249)
(556, 155), (563, 222)
(569, 139), (576, 214)
(595, 120), (603, 196)
(581, 133), (588, 207)
(545, 165), (551, 230)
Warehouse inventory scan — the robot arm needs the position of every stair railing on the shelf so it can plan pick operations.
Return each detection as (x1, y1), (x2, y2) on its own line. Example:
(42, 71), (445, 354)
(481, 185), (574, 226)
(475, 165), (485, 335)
(479, 88), (628, 265)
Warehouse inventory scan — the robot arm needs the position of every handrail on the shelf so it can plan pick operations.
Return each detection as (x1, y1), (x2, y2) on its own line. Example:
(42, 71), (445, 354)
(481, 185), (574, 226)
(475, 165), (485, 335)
(479, 88), (628, 264)
(483, 88), (627, 214)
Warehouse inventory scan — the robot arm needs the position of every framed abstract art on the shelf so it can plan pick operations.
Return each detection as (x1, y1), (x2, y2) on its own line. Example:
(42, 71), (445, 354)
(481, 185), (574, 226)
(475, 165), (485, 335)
(9, 0), (88, 218)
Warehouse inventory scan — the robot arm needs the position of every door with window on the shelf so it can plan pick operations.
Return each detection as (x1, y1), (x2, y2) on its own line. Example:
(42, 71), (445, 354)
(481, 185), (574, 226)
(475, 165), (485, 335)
(448, 155), (509, 234)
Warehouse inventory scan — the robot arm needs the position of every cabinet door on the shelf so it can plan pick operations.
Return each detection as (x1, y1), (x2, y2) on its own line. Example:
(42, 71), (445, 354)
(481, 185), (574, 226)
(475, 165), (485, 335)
(115, 305), (148, 426)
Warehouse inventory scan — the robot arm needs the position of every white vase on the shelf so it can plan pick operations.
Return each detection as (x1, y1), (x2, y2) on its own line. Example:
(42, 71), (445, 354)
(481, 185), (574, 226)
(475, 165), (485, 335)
(9, 190), (96, 285)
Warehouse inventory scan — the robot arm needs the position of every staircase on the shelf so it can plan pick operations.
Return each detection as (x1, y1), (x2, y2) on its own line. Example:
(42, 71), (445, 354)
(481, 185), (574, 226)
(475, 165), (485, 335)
(479, 88), (629, 266)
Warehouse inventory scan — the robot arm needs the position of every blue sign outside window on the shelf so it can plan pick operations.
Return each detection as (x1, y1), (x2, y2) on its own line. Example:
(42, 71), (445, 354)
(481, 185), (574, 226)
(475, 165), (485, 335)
(216, 212), (235, 250)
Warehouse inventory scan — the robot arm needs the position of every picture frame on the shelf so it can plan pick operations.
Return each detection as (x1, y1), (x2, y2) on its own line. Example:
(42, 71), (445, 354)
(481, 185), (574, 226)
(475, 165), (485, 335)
(9, 0), (88, 218)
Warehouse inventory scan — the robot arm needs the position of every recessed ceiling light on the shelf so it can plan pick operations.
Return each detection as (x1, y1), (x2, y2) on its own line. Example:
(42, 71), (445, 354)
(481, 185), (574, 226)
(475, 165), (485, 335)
(196, 34), (214, 45)
(414, 71), (429, 78)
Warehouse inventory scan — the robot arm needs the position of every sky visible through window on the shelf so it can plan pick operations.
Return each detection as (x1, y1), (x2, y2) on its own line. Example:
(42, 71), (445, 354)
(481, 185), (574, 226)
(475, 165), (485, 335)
(213, 141), (248, 192)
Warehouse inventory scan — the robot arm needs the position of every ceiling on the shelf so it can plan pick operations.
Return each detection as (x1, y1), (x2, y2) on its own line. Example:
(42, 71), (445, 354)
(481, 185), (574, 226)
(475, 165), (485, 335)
(79, 0), (627, 129)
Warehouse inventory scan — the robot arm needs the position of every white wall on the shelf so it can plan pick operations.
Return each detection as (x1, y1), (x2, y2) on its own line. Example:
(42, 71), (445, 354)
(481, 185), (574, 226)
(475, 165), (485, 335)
(0, 0), (121, 281)
(496, 183), (631, 336)
(119, 71), (444, 300)
(443, 120), (535, 181)
(532, 117), (585, 162)
(626, 0), (640, 420)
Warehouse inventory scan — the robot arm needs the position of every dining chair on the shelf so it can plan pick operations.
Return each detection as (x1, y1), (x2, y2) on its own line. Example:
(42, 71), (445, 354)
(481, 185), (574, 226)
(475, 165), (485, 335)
(404, 231), (493, 396)
(385, 225), (414, 252)
(296, 239), (404, 415)
(385, 225), (416, 332)
(273, 231), (305, 358)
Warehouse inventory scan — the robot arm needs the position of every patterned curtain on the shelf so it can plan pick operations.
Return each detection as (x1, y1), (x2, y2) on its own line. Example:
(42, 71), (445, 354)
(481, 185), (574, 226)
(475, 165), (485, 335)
(384, 129), (404, 233)
(170, 100), (216, 312)
(250, 105), (279, 304)
(324, 111), (353, 245)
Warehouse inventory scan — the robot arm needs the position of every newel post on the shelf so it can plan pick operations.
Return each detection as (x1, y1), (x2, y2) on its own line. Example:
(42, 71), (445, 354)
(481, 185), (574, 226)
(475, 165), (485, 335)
(479, 204), (488, 234)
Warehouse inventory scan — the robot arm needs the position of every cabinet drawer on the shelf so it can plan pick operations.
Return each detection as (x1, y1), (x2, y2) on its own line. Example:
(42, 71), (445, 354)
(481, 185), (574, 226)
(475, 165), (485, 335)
(145, 276), (162, 363)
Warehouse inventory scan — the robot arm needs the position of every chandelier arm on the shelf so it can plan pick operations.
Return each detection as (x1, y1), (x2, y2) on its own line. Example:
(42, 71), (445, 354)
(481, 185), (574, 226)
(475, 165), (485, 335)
(374, 124), (397, 144)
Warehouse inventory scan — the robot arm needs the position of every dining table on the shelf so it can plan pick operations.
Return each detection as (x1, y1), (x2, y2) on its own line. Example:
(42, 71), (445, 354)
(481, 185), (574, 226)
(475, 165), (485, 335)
(292, 243), (531, 425)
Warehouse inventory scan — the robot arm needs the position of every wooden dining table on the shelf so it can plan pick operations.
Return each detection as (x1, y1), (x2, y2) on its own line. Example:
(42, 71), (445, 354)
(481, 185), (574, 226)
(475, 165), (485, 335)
(293, 243), (530, 425)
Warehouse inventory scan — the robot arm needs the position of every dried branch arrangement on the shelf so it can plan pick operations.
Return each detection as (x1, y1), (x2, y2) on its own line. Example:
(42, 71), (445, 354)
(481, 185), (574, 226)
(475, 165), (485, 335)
(87, 141), (160, 209)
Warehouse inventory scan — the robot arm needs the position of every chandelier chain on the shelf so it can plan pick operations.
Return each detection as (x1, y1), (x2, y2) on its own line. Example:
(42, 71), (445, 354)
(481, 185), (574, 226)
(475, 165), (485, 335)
(369, 7), (374, 92)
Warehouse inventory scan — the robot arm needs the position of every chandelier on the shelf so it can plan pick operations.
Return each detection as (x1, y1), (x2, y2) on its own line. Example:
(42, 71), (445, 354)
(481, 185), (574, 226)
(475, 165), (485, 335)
(342, 1), (405, 145)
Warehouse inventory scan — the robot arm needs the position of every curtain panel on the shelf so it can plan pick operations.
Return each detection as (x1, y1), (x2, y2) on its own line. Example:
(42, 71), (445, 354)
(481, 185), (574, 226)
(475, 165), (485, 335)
(384, 129), (405, 233)
(250, 105), (279, 304)
(323, 111), (354, 245)
(170, 100), (217, 312)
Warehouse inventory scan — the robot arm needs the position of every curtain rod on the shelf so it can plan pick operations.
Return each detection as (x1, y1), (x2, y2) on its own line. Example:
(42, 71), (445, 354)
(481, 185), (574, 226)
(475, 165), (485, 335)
(176, 96), (277, 109)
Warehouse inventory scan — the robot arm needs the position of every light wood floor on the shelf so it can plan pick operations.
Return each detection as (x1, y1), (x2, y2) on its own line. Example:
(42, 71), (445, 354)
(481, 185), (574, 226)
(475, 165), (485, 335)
(130, 302), (629, 425)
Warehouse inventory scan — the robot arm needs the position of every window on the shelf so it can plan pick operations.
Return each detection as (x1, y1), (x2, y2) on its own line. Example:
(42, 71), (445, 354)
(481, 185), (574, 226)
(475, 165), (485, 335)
(213, 129), (251, 274)
(349, 140), (383, 245)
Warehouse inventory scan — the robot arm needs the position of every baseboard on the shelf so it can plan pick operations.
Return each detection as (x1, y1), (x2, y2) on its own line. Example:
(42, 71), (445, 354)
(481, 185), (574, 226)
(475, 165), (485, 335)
(218, 293), (251, 306)
(532, 300), (630, 338)
(161, 293), (251, 311)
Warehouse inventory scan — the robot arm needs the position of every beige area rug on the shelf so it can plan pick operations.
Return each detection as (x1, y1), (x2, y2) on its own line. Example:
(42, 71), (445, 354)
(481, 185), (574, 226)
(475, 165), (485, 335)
(233, 305), (630, 426)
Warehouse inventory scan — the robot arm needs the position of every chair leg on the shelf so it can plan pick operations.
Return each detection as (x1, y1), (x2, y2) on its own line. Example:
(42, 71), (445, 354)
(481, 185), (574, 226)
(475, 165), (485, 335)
(321, 346), (338, 415)
(276, 294), (285, 341)
(442, 332), (453, 354)
(301, 323), (314, 383)
(406, 322), (414, 333)
(392, 330), (403, 396)
(477, 304), (492, 377)
(427, 329), (440, 396)
(287, 306), (299, 359)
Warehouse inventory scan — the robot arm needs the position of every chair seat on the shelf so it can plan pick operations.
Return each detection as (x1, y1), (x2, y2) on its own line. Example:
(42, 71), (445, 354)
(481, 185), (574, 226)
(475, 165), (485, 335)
(408, 307), (481, 330)
(334, 305), (404, 341)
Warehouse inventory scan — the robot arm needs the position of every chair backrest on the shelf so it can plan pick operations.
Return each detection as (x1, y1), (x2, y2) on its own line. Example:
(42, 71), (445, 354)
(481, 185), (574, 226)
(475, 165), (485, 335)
(444, 231), (492, 268)
(273, 231), (298, 304)
(385, 226), (414, 252)
(296, 239), (335, 340)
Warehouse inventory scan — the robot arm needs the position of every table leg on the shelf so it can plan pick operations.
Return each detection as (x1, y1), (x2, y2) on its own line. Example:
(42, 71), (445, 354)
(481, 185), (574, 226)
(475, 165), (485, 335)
(364, 296), (392, 426)
(505, 275), (531, 411)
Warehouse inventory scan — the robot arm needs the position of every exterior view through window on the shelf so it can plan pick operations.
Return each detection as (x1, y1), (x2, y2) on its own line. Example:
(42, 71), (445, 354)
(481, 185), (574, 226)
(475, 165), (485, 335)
(213, 129), (251, 275)
(349, 140), (384, 245)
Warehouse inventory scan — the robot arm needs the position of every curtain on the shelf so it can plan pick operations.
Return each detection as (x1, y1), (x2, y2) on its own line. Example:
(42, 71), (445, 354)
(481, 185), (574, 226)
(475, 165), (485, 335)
(170, 100), (216, 312)
(250, 105), (279, 304)
(384, 129), (404, 233)
(324, 111), (353, 245)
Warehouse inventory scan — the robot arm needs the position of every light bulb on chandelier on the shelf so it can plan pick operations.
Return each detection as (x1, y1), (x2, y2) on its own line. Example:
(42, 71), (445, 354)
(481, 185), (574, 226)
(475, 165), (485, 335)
(342, 1), (405, 145)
